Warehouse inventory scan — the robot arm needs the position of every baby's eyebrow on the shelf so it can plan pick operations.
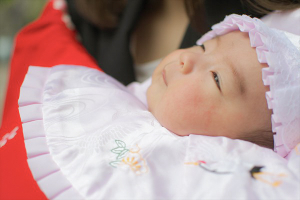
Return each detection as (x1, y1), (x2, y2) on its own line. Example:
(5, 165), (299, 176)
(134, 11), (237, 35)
(229, 63), (246, 95)
(217, 36), (246, 95)
(216, 36), (246, 95)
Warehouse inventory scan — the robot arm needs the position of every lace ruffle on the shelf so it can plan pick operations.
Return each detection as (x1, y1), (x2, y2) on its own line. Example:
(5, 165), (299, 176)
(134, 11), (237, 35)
(18, 66), (83, 200)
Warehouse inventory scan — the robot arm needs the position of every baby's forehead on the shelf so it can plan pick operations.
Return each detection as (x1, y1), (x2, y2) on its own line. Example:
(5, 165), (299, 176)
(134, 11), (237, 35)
(213, 32), (265, 95)
(211, 32), (259, 66)
(217, 31), (251, 46)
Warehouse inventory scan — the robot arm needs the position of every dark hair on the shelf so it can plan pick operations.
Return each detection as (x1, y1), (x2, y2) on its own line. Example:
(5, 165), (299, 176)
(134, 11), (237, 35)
(73, 0), (300, 29)
(242, 0), (300, 14)
(74, 0), (127, 29)
(238, 129), (274, 149)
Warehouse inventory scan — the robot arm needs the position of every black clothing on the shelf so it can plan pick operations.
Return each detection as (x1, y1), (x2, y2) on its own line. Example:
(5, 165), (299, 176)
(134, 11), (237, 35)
(67, 0), (263, 85)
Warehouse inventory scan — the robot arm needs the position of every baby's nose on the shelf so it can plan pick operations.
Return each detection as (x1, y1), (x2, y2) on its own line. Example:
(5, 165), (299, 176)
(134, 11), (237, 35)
(179, 51), (197, 74)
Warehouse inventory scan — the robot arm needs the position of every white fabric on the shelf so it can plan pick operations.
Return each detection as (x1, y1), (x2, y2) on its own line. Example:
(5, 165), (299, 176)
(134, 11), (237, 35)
(19, 65), (300, 200)
(126, 77), (151, 106)
(261, 8), (300, 35)
(134, 58), (162, 83)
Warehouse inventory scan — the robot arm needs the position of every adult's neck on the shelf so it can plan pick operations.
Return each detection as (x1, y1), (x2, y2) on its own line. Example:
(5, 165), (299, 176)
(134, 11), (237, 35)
(131, 0), (189, 64)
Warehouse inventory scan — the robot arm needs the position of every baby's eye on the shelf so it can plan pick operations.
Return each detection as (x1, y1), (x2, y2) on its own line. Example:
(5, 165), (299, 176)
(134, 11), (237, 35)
(199, 44), (205, 51)
(212, 72), (221, 90)
(195, 44), (205, 51)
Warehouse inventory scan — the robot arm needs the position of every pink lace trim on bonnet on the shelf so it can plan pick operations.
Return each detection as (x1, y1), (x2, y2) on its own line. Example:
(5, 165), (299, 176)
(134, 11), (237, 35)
(197, 14), (300, 157)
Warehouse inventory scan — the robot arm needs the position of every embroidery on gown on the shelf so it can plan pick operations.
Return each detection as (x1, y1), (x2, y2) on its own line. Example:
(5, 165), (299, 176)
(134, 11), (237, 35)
(185, 160), (233, 174)
(185, 160), (287, 188)
(294, 143), (300, 155)
(110, 140), (148, 175)
(250, 166), (287, 187)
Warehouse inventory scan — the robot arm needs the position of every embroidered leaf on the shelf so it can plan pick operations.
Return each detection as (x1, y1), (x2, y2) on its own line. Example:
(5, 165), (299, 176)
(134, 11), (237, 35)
(117, 149), (129, 160)
(111, 147), (124, 154)
(109, 161), (120, 168)
(116, 140), (126, 148)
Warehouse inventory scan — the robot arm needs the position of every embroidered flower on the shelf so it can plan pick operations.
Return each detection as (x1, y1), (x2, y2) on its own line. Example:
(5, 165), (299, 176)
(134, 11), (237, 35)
(110, 140), (148, 175)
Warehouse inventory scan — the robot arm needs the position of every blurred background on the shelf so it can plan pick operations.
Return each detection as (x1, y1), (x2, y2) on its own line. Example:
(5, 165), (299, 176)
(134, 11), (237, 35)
(0, 0), (46, 124)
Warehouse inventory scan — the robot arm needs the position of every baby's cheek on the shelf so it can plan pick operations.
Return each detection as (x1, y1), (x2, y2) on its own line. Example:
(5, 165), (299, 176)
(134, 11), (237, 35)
(178, 87), (223, 135)
(162, 87), (216, 135)
(201, 105), (217, 129)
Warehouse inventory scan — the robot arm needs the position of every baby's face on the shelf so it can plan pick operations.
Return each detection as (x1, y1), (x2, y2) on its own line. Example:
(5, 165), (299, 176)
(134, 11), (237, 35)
(147, 31), (272, 139)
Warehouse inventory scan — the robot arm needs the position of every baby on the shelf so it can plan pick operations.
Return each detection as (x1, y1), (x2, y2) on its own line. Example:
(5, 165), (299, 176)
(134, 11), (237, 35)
(147, 31), (273, 148)
(147, 14), (300, 156)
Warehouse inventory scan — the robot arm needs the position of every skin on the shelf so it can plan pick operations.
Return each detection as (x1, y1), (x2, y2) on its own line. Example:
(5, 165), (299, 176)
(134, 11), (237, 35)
(147, 31), (272, 139)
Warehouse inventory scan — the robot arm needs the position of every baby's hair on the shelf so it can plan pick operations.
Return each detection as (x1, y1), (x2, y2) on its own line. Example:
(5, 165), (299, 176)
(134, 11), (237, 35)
(239, 129), (274, 149)
(238, 99), (274, 150)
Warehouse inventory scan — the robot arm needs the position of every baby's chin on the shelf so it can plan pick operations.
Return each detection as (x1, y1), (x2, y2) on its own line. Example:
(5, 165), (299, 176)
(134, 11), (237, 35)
(155, 116), (243, 138)
(161, 124), (190, 136)
(152, 114), (192, 137)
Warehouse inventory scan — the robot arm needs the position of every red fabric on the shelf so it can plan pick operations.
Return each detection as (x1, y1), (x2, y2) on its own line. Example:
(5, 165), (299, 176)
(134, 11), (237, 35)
(0, 0), (100, 199)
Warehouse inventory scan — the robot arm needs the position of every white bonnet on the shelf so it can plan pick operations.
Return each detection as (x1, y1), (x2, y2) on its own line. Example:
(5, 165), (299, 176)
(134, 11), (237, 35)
(197, 14), (300, 157)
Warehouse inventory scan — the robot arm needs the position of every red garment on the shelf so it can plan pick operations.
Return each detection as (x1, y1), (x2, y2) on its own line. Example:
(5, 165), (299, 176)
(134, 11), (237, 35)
(0, 0), (100, 199)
